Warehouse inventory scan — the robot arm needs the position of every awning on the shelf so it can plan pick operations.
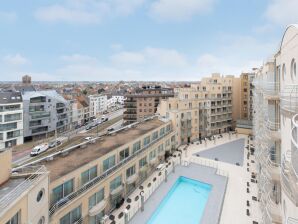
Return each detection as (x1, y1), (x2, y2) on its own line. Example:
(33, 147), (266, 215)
(89, 200), (107, 216)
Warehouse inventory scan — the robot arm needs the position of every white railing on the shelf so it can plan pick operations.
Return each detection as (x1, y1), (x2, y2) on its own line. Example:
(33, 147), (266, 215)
(189, 157), (229, 177)
(0, 165), (48, 215)
(291, 114), (298, 151)
(281, 84), (298, 113)
(288, 217), (298, 224)
(49, 131), (174, 216)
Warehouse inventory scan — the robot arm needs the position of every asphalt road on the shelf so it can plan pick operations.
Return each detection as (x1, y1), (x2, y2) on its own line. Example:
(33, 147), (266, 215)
(12, 109), (124, 166)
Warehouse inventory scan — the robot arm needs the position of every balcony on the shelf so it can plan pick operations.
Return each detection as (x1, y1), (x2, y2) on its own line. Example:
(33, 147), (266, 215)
(266, 191), (282, 224)
(263, 75), (280, 99)
(265, 154), (280, 181)
(281, 85), (298, 114)
(281, 151), (298, 206)
(264, 117), (280, 140)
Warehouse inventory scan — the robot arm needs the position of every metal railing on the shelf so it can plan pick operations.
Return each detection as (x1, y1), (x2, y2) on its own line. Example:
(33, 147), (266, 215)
(288, 217), (298, 224)
(280, 151), (298, 206)
(49, 130), (174, 216)
(0, 165), (48, 215)
(291, 114), (298, 152)
(281, 84), (298, 113)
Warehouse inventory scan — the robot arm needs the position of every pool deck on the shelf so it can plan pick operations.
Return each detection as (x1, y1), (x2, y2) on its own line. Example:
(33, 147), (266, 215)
(108, 133), (261, 224)
(195, 138), (245, 166)
(129, 164), (227, 224)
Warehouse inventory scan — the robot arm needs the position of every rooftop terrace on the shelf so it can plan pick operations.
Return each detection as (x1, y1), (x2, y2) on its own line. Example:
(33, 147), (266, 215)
(41, 118), (166, 181)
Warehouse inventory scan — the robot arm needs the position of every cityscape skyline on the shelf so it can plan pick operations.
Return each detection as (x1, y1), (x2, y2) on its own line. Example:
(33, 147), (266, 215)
(0, 0), (294, 81)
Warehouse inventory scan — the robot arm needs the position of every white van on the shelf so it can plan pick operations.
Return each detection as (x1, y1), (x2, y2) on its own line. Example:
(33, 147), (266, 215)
(30, 144), (49, 157)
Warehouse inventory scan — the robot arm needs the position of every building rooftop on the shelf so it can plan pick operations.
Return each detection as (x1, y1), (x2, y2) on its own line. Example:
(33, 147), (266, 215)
(0, 91), (22, 104)
(41, 118), (166, 181)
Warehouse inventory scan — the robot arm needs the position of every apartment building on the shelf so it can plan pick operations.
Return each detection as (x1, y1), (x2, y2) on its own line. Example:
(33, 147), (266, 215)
(77, 96), (90, 124)
(253, 24), (298, 224)
(240, 72), (255, 121)
(22, 90), (70, 141)
(89, 95), (108, 118)
(25, 117), (176, 224)
(0, 91), (23, 149)
(107, 95), (125, 109)
(0, 149), (49, 224)
(124, 86), (174, 125)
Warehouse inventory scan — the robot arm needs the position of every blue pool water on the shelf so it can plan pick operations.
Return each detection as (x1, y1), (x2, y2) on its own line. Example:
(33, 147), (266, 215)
(147, 176), (212, 224)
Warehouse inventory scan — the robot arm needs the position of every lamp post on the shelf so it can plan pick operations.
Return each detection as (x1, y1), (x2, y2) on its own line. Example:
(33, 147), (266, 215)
(140, 190), (145, 212)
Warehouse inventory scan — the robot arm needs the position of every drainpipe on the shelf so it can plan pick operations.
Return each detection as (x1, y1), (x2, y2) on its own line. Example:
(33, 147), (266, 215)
(165, 168), (168, 182)
(173, 161), (175, 173)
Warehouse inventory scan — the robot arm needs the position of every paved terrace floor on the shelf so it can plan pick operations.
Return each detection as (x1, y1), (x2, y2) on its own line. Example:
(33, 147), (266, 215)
(129, 164), (227, 224)
(194, 138), (245, 166)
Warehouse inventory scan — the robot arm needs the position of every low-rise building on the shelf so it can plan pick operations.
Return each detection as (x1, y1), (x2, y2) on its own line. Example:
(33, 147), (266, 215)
(89, 95), (108, 118)
(0, 91), (23, 149)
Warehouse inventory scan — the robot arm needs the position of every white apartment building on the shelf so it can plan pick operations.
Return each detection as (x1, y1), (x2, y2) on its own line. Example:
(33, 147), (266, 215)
(254, 24), (298, 224)
(0, 91), (23, 150)
(107, 95), (125, 109)
(89, 95), (108, 118)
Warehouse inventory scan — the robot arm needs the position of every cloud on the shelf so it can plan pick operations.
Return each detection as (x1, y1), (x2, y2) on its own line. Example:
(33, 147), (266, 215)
(3, 54), (29, 66)
(35, 0), (145, 24)
(265, 0), (298, 25)
(110, 47), (188, 68)
(60, 54), (98, 64)
(150, 0), (215, 22)
(0, 11), (17, 23)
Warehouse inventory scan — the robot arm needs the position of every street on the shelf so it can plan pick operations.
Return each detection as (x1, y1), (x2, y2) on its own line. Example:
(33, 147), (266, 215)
(12, 109), (124, 166)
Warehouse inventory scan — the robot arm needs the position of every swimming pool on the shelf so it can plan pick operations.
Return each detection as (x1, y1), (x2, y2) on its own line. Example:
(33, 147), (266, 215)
(147, 176), (212, 224)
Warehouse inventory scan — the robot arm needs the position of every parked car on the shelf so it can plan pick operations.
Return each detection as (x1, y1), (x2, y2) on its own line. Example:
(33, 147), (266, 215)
(85, 125), (92, 131)
(48, 140), (61, 148)
(30, 144), (49, 157)
(107, 128), (114, 132)
(75, 124), (81, 129)
(85, 137), (92, 141)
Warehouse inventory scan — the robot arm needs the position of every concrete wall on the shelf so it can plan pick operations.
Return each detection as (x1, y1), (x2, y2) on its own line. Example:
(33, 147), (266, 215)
(0, 149), (11, 185)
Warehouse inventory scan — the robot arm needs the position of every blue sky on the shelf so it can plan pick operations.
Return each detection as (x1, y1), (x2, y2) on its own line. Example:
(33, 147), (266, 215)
(0, 0), (296, 81)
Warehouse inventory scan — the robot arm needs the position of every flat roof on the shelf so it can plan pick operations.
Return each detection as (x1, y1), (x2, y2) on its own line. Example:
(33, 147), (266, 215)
(41, 118), (166, 181)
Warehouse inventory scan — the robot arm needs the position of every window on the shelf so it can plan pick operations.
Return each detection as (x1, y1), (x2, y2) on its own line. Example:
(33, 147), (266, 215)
(149, 150), (156, 160)
(60, 205), (82, 224)
(166, 124), (171, 132)
(110, 176), (122, 191)
(139, 157), (147, 168)
(5, 211), (20, 224)
(282, 64), (286, 80)
(0, 122), (17, 131)
(291, 58), (296, 78)
(6, 130), (20, 139)
(37, 188), (45, 202)
(89, 211), (104, 224)
(4, 113), (21, 122)
(0, 104), (20, 112)
(0, 133), (3, 140)
(81, 166), (97, 185)
(52, 179), (74, 204)
(38, 217), (45, 224)
(103, 155), (115, 172)
(126, 165), (136, 178)
(160, 127), (165, 136)
(119, 148), (129, 161)
(152, 131), (158, 141)
(89, 188), (105, 209)
(143, 136), (150, 146)
(133, 141), (141, 153)
(166, 139), (170, 146)
(158, 144), (164, 154)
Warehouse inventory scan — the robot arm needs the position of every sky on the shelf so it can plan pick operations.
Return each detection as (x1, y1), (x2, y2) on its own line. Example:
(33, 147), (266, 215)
(0, 0), (296, 81)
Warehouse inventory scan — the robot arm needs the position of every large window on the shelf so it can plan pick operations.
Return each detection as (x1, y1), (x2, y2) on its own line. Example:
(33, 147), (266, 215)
(103, 155), (115, 172)
(5, 211), (20, 224)
(6, 130), (20, 139)
(29, 105), (45, 113)
(4, 113), (21, 122)
(158, 144), (164, 154)
(0, 122), (17, 131)
(143, 136), (150, 146)
(126, 165), (136, 178)
(0, 104), (21, 112)
(81, 166), (97, 186)
(110, 176), (122, 191)
(52, 179), (74, 204)
(119, 148), (129, 161)
(60, 205), (82, 224)
(291, 58), (296, 78)
(0, 133), (3, 140)
(166, 124), (171, 132)
(139, 157), (147, 168)
(152, 131), (158, 141)
(133, 141), (141, 153)
(89, 188), (105, 209)
(30, 96), (46, 103)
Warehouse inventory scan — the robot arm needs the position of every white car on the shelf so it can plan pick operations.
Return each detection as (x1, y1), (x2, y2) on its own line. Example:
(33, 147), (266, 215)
(30, 144), (49, 157)
(85, 137), (92, 141)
